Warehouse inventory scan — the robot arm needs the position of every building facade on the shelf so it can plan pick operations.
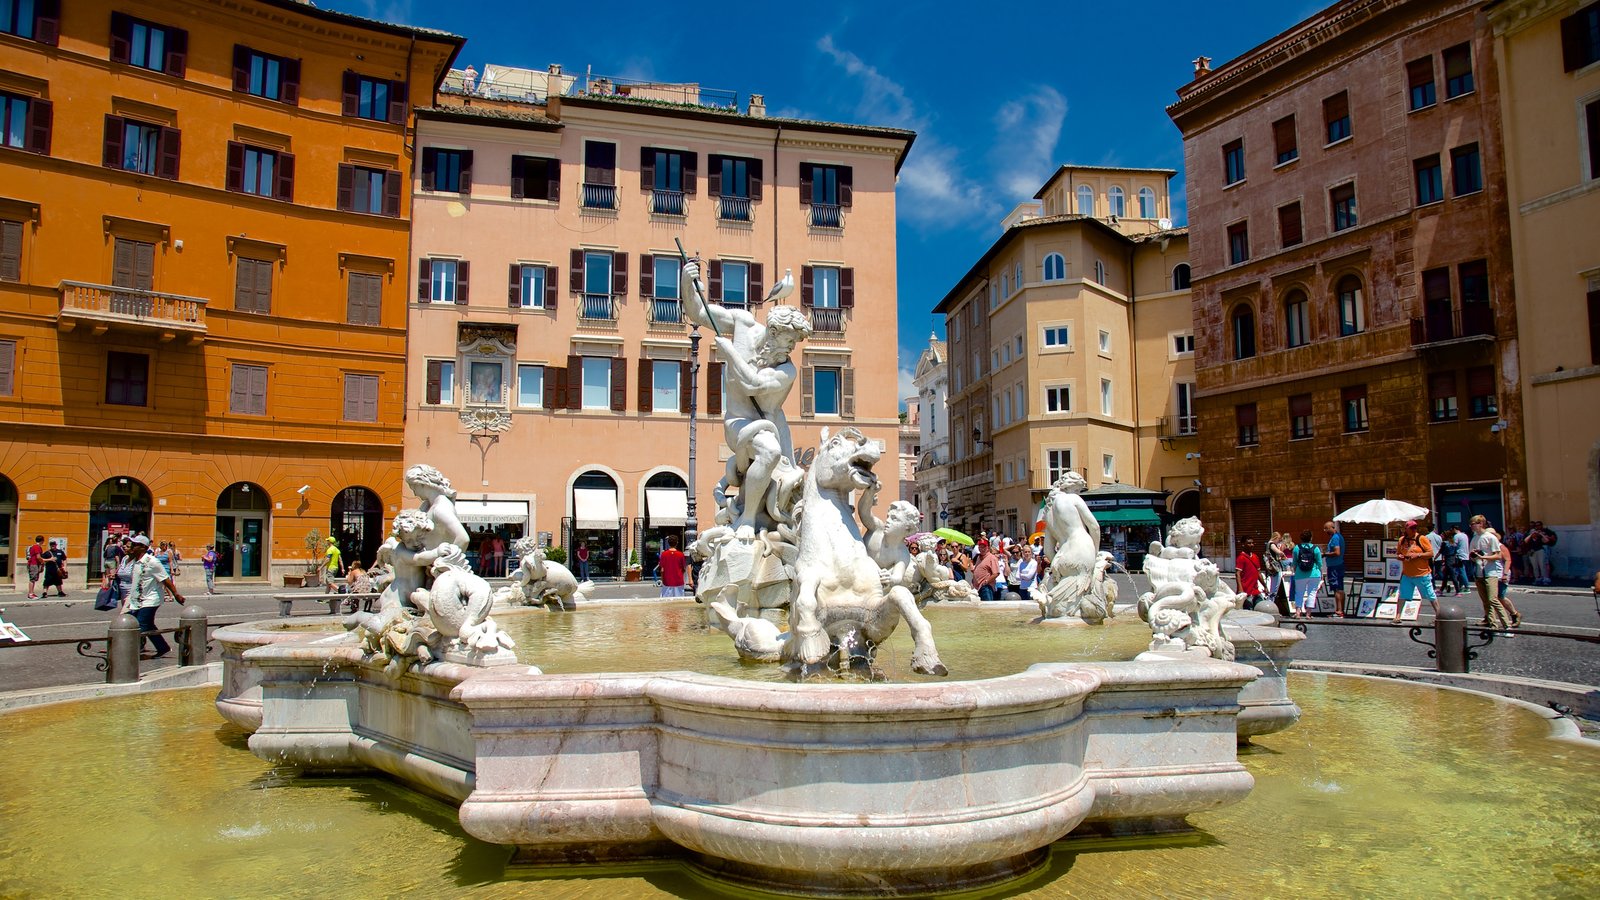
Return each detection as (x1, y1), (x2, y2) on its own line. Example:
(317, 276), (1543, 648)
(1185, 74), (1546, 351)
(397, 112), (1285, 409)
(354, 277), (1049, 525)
(911, 335), (949, 527)
(404, 68), (912, 578)
(934, 166), (1198, 551)
(1168, 0), (1526, 560)
(1489, 0), (1600, 575)
(899, 396), (920, 507)
(0, 0), (460, 585)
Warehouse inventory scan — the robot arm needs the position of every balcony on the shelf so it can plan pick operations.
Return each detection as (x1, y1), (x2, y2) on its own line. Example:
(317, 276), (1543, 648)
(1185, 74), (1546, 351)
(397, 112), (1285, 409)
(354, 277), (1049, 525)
(57, 281), (207, 341)
(650, 190), (686, 217)
(1411, 304), (1495, 347)
(718, 196), (752, 222)
(810, 307), (847, 335)
(650, 298), (684, 325)
(809, 203), (843, 229)
(1158, 415), (1198, 441)
(579, 294), (618, 325)
(581, 183), (617, 210)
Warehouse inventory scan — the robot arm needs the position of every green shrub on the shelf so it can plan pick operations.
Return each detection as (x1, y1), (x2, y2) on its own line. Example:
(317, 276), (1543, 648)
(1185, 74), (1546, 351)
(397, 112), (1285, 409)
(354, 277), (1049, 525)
(544, 545), (567, 565)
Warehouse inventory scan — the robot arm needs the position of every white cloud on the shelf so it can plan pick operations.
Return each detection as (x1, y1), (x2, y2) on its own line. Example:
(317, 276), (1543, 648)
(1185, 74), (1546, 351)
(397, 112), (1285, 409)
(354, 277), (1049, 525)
(990, 88), (1068, 200)
(897, 362), (916, 405)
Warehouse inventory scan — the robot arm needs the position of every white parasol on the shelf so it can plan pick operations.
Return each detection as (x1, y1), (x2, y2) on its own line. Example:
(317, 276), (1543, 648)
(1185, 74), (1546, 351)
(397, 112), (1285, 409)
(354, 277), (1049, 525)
(1333, 498), (1430, 525)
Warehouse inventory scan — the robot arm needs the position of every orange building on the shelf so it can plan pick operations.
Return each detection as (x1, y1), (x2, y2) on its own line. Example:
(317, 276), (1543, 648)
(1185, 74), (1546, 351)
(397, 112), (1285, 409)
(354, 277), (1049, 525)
(0, 0), (461, 586)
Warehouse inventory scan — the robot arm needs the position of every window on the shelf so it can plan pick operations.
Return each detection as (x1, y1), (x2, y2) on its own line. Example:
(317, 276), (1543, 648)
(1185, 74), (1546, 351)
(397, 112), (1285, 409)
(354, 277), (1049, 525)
(420, 258), (465, 304)
(1414, 154), (1444, 205)
(579, 250), (616, 318)
(338, 164), (400, 216)
(1227, 221), (1249, 265)
(1273, 115), (1298, 164)
(343, 72), (403, 123)
(343, 373), (378, 422)
(1279, 202), (1303, 247)
(643, 147), (694, 215)
(510, 155), (559, 201)
(1324, 91), (1351, 144)
(802, 163), (851, 227)
(1467, 366), (1497, 418)
(580, 358), (611, 410)
(1100, 378), (1113, 416)
(813, 366), (842, 415)
(1337, 275), (1365, 336)
(1173, 263), (1191, 290)
(1093, 260), (1106, 285)
(999, 344), (1009, 367)
(1015, 335), (1024, 356)
(1101, 454), (1115, 479)
(513, 264), (550, 310)
(988, 282), (997, 309)
(234, 46), (298, 103)
(425, 359), (455, 405)
(1138, 187), (1156, 218)
(1289, 393), (1314, 440)
(1222, 140), (1245, 185)
(1443, 43), (1474, 98)
(1043, 325), (1070, 348)
(1589, 281), (1600, 365)
(1076, 185), (1094, 215)
(0, 90), (49, 154)
(1407, 58), (1436, 110)
(1330, 183), (1357, 231)
(1045, 385), (1071, 413)
(1284, 291), (1310, 348)
(103, 117), (178, 179)
(3, 0), (57, 41)
(1173, 332), (1195, 355)
(1236, 403), (1259, 446)
(226, 143), (292, 201)
(1014, 383), (1025, 419)
(1341, 385), (1369, 433)
(812, 266), (841, 308)
(1231, 305), (1257, 360)
(1043, 252), (1065, 281)
(0, 338), (13, 396)
(992, 349), (1002, 373)
(422, 148), (472, 194)
(650, 359), (681, 413)
(234, 257), (272, 314)
(1046, 448), (1073, 484)
(722, 261), (749, 307)
(347, 272), (382, 326)
(582, 142), (617, 209)
(1000, 272), (1010, 297)
(1429, 371), (1458, 422)
(1108, 186), (1126, 217)
(1001, 390), (1012, 426)
(0, 218), (21, 281)
(112, 238), (154, 291)
(1015, 262), (1024, 290)
(1098, 329), (1111, 354)
(1003, 460), (1014, 483)
(106, 351), (149, 406)
(1452, 143), (1482, 196)
(110, 14), (185, 76)
(1586, 99), (1600, 180)
(229, 363), (267, 416)
(710, 154), (761, 221)
(1175, 382), (1197, 434)
(1562, 3), (1600, 72)
(517, 365), (543, 408)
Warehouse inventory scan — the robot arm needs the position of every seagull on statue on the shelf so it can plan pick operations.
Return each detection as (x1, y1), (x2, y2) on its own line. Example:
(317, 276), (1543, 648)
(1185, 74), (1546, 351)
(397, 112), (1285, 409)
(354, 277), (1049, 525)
(765, 268), (794, 304)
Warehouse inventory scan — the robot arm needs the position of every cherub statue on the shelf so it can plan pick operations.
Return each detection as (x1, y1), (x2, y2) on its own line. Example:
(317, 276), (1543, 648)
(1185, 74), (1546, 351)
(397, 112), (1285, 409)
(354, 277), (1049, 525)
(858, 483), (922, 595)
(419, 544), (514, 655)
(1137, 517), (1237, 660)
(909, 534), (977, 603)
(344, 508), (440, 654)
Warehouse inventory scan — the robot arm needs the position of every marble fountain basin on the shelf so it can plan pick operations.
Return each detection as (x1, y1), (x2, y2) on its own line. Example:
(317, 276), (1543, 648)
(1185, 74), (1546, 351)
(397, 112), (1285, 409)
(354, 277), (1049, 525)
(219, 604), (1302, 895)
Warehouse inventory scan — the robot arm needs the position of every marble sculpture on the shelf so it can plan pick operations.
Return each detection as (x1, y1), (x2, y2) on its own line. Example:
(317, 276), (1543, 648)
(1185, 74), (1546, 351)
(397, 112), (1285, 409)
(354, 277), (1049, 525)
(1136, 516), (1238, 661)
(1034, 471), (1118, 623)
(494, 538), (592, 610)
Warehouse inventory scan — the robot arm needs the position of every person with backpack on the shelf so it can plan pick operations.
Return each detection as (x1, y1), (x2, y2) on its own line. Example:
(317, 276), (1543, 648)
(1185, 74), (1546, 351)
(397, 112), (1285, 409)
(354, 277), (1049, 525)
(1290, 529), (1323, 618)
(1264, 532), (1289, 613)
(1439, 527), (1465, 595)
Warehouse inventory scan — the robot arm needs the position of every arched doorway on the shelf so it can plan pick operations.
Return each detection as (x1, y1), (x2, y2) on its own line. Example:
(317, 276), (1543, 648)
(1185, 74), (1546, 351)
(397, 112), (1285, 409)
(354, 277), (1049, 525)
(215, 482), (270, 581)
(568, 470), (622, 580)
(1171, 489), (1200, 519)
(0, 475), (16, 586)
(89, 477), (152, 579)
(639, 471), (688, 576)
(331, 486), (383, 569)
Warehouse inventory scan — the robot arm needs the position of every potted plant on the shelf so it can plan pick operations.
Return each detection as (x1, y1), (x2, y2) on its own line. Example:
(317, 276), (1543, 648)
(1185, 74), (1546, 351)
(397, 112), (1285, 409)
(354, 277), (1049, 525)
(544, 545), (567, 565)
(301, 528), (324, 588)
(625, 548), (642, 582)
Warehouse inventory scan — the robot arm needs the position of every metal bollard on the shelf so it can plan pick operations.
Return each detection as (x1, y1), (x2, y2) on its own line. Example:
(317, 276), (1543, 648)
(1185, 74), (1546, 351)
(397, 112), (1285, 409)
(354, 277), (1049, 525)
(326, 596), (343, 616)
(107, 614), (141, 684)
(178, 604), (208, 666)
(278, 597), (293, 617)
(1434, 600), (1468, 673)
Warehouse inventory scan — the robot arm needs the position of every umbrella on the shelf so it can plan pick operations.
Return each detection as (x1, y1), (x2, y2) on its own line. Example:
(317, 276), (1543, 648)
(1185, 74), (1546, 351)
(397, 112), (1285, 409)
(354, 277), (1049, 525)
(1334, 498), (1430, 525)
(933, 527), (974, 546)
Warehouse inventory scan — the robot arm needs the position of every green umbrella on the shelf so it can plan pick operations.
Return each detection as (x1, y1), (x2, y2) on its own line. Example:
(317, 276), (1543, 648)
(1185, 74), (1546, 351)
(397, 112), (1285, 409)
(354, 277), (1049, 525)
(933, 527), (974, 546)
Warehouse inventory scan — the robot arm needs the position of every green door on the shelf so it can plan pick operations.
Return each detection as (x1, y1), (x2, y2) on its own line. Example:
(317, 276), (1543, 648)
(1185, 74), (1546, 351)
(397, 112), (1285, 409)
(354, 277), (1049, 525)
(240, 517), (264, 579)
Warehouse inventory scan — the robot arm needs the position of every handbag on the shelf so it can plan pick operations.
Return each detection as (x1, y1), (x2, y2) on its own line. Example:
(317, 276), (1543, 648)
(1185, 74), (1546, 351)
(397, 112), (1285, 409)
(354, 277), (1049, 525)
(95, 579), (121, 611)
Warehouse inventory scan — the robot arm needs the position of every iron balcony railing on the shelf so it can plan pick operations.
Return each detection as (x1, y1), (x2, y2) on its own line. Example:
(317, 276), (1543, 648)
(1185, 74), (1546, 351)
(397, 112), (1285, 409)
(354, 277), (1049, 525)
(651, 298), (683, 324)
(718, 196), (752, 222)
(580, 294), (617, 320)
(581, 182), (618, 210)
(810, 307), (846, 333)
(651, 190), (685, 216)
(1412, 304), (1495, 346)
(1158, 414), (1198, 438)
(58, 281), (208, 334)
(809, 203), (843, 228)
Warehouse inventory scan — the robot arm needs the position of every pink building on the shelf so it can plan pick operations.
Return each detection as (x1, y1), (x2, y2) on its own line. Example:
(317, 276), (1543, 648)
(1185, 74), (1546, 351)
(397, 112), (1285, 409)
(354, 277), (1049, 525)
(405, 68), (913, 577)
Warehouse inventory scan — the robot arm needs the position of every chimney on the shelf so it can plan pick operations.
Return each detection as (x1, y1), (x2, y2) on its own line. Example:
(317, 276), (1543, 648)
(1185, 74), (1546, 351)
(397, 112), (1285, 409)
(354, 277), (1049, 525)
(546, 63), (564, 116)
(1193, 56), (1213, 80)
(747, 93), (766, 117)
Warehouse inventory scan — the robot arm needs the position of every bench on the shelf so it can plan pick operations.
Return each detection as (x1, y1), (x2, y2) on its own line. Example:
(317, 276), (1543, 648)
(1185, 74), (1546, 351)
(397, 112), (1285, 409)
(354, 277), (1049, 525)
(274, 592), (380, 618)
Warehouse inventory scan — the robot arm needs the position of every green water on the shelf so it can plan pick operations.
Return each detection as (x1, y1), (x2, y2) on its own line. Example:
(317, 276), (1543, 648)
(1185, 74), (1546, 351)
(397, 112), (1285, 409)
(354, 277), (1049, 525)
(2, 673), (1595, 898)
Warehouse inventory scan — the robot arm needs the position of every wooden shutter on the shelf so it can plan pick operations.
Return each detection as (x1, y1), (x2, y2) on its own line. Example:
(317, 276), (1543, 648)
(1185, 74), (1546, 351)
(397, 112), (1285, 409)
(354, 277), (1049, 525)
(682, 152), (697, 195)
(508, 264), (522, 307)
(426, 360), (443, 405)
(274, 152), (294, 202)
(157, 127), (180, 180)
(109, 12), (131, 64)
(708, 260), (723, 301)
(708, 154), (722, 197)
(102, 115), (125, 168)
(841, 367), (856, 417)
(610, 357), (627, 411)
(455, 261), (470, 305)
(799, 163), (813, 205)
(679, 360), (691, 410)
(229, 364), (249, 413)
(1230, 498), (1272, 552)
(801, 265), (814, 306)
(365, 375), (380, 421)
(249, 365), (267, 414)
(1467, 365), (1496, 399)
(1273, 115), (1296, 158)
(1325, 91), (1349, 127)
(544, 265), (558, 309)
(459, 150), (474, 193)
(839, 267), (855, 308)
(566, 355), (582, 410)
(640, 146), (656, 192)
(24, 98), (50, 155)
(543, 365), (561, 408)
(132, 241), (154, 290)
(254, 260), (271, 312)
(420, 148), (437, 188)
(585, 142), (615, 185)
(1236, 402), (1258, 429)
(342, 71), (359, 116)
(640, 254), (654, 297)
(112, 238), (136, 288)
(706, 361), (723, 416)
(163, 27), (187, 77)
(0, 220), (22, 281)
(281, 59), (300, 105)
(1279, 203), (1303, 247)
(747, 263), (763, 305)
(546, 158), (560, 202)
(225, 142), (245, 192)
(0, 340), (13, 395)
(611, 252), (627, 297)
(33, 0), (59, 45)
(749, 158), (763, 201)
(387, 80), (407, 125)
(838, 166), (854, 207)
(234, 259), (255, 311)
(801, 365), (815, 416)
(637, 360), (653, 413)
(510, 156), (525, 199)
(569, 250), (584, 292)
(416, 258), (431, 301)
(1289, 393), (1312, 419)
(1588, 289), (1600, 365)
(336, 164), (354, 211)
(347, 272), (377, 325)
(383, 170), (402, 216)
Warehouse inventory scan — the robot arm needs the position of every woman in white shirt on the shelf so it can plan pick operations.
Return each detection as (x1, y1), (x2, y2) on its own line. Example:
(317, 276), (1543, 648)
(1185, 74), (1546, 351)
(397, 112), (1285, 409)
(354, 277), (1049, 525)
(1469, 515), (1511, 631)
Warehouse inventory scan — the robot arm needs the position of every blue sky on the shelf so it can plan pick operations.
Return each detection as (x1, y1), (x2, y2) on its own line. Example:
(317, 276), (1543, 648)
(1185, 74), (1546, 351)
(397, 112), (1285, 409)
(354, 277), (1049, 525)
(333, 0), (1317, 400)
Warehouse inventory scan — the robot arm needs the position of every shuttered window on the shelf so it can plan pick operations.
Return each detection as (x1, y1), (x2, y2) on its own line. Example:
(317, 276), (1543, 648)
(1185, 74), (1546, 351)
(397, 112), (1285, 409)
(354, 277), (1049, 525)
(1288, 393), (1313, 440)
(338, 164), (401, 216)
(510, 155), (559, 201)
(706, 361), (723, 416)
(229, 363), (267, 415)
(421, 148), (472, 193)
(1341, 384), (1369, 433)
(232, 45), (300, 104)
(102, 116), (179, 179)
(1563, 4), (1600, 72)
(105, 351), (149, 406)
(1230, 498), (1273, 555)
(1429, 371), (1458, 421)
(1272, 115), (1298, 164)
(112, 238), (155, 291)
(225, 143), (294, 201)
(517, 364), (543, 408)
(1278, 202), (1303, 248)
(1466, 366), (1497, 418)
(0, 91), (51, 154)
(0, 339), (14, 396)
(234, 257), (272, 314)
(1443, 43), (1474, 97)
(342, 71), (405, 124)
(2, 0), (59, 44)
(343, 373), (379, 422)
(346, 272), (382, 325)
(109, 13), (186, 77)
(0, 218), (22, 281)
(1236, 403), (1258, 446)
(425, 360), (454, 406)
(1323, 90), (1351, 143)
(1407, 57), (1436, 110)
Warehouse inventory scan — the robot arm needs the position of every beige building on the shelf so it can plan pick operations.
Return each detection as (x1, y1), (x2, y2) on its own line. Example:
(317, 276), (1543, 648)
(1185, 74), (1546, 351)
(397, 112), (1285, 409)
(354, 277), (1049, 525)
(911, 335), (950, 527)
(404, 66), (912, 577)
(934, 166), (1198, 561)
(1490, 0), (1600, 575)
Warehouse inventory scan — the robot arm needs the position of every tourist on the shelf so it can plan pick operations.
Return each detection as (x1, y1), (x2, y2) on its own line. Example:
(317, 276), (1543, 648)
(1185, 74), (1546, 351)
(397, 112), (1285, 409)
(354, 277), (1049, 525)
(575, 542), (591, 581)
(1394, 520), (1437, 622)
(1235, 538), (1264, 607)
(1290, 530), (1323, 618)
(1263, 531), (1288, 613)
(40, 539), (67, 597)
(119, 534), (186, 659)
(101, 535), (124, 580)
(1524, 520), (1556, 586)
(323, 536), (343, 593)
(1425, 522), (1444, 589)
(947, 542), (970, 582)
(1015, 545), (1040, 596)
(1323, 521), (1347, 618)
(1469, 515), (1512, 632)
(999, 545), (1018, 600)
(1451, 526), (1472, 586)
(1490, 528), (1522, 628)
(24, 535), (45, 599)
(658, 535), (688, 599)
(1439, 527), (1465, 595)
(201, 544), (219, 595)
(972, 540), (1001, 602)
(1504, 524), (1527, 582)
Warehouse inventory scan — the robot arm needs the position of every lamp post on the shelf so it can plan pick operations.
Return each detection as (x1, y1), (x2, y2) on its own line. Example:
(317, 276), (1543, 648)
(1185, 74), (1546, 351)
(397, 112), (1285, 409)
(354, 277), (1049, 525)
(686, 323), (700, 547)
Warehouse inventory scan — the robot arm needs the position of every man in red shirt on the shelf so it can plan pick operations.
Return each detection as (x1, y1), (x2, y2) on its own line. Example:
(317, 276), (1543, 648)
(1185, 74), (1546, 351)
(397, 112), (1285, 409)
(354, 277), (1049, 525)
(658, 536), (688, 598)
(25, 535), (45, 600)
(1235, 538), (1264, 607)
(972, 540), (1001, 602)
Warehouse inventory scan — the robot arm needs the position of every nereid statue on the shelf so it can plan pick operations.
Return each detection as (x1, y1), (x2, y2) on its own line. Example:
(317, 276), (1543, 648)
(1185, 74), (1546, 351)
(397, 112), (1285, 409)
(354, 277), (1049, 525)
(1035, 472), (1118, 623)
(1136, 517), (1237, 661)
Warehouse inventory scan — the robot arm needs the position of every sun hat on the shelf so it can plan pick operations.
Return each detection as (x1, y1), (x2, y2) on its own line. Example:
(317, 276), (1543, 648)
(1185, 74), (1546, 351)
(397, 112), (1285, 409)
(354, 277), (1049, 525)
(327, 536), (338, 543)
(131, 535), (152, 547)
(1404, 519), (1418, 528)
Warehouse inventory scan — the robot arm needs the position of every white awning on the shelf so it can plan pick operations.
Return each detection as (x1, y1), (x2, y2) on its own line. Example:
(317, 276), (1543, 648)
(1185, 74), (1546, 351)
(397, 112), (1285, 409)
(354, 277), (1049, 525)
(645, 488), (688, 527)
(574, 488), (620, 530)
(454, 500), (528, 525)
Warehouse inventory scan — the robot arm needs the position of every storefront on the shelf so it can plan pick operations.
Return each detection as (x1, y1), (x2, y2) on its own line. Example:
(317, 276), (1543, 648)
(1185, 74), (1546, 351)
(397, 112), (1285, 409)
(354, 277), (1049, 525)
(566, 470), (624, 579)
(638, 472), (688, 576)
(455, 499), (529, 577)
(88, 477), (153, 580)
(1082, 484), (1167, 572)
(0, 474), (15, 586)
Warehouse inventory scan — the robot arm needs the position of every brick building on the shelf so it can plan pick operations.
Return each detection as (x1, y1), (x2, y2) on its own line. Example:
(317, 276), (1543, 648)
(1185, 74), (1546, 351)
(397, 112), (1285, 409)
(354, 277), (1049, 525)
(1168, 0), (1527, 560)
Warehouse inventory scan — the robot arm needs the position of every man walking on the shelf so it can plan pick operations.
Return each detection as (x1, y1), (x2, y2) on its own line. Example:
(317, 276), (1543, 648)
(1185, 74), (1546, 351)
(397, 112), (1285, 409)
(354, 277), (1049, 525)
(1323, 521), (1347, 617)
(1469, 515), (1512, 632)
(1451, 526), (1472, 588)
(323, 537), (343, 593)
(121, 535), (186, 659)
(658, 535), (688, 599)
(1394, 519), (1437, 621)
(1425, 522), (1444, 590)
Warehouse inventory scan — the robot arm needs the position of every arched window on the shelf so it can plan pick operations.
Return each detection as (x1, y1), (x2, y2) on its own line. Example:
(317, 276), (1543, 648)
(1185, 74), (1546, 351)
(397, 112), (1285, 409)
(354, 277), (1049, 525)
(1284, 290), (1311, 348)
(1093, 259), (1107, 285)
(1042, 252), (1066, 281)
(1172, 263), (1191, 290)
(331, 486), (383, 569)
(1076, 185), (1094, 215)
(1000, 272), (1010, 297)
(1014, 262), (1023, 289)
(1336, 274), (1365, 336)
(1108, 186), (1126, 218)
(1138, 187), (1157, 219)
(1231, 305), (1257, 360)
(89, 477), (153, 579)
